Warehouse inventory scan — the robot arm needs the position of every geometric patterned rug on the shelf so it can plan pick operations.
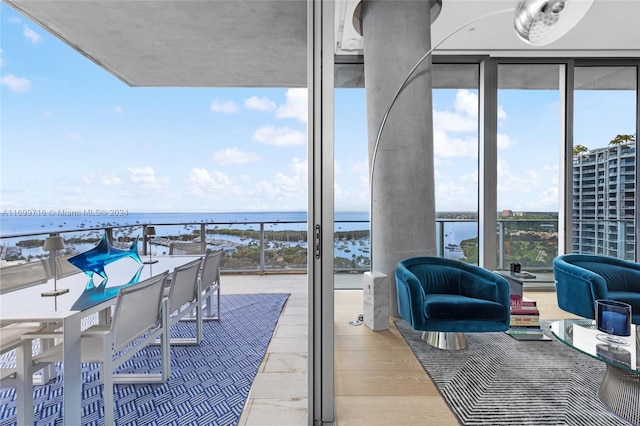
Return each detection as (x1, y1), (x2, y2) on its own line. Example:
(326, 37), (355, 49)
(0, 293), (289, 426)
(395, 319), (631, 426)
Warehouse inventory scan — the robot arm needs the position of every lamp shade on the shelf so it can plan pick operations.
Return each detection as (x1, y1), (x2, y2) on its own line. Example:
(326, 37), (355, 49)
(144, 226), (156, 237)
(514, 0), (594, 46)
(43, 236), (64, 251)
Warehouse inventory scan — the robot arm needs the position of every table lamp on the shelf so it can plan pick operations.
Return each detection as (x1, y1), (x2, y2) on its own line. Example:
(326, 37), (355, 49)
(144, 226), (158, 264)
(41, 235), (69, 297)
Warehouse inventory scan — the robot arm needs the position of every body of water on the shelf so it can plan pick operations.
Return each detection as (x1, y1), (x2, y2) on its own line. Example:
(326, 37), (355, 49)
(0, 211), (479, 264)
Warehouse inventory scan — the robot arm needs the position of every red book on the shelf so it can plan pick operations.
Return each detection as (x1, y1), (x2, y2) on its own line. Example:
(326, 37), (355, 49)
(511, 298), (537, 307)
(511, 308), (540, 315)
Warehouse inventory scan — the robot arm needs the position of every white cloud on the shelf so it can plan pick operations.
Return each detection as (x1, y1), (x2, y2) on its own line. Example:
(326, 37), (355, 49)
(434, 89), (507, 134)
(334, 160), (342, 175)
(454, 89), (478, 117)
(434, 110), (478, 133)
(209, 99), (238, 114)
(127, 166), (169, 191)
(253, 158), (307, 201)
(536, 186), (559, 209)
(113, 105), (124, 114)
(245, 96), (276, 111)
(334, 157), (370, 211)
(498, 105), (507, 120)
(100, 175), (123, 186)
(253, 126), (306, 147)
(497, 133), (512, 150)
(186, 167), (244, 198)
(80, 173), (123, 187)
(497, 159), (539, 194)
(434, 131), (477, 158)
(213, 147), (261, 165)
(23, 25), (41, 44)
(1, 73), (31, 93)
(350, 159), (369, 175)
(68, 132), (82, 141)
(276, 88), (307, 123)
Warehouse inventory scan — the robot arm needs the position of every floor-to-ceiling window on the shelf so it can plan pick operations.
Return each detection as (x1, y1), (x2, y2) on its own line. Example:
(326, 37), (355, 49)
(572, 65), (638, 260)
(433, 63), (480, 264)
(495, 63), (563, 272)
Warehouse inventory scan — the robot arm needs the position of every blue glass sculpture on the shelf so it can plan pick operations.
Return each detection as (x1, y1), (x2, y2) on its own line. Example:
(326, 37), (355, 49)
(71, 265), (144, 311)
(68, 233), (142, 284)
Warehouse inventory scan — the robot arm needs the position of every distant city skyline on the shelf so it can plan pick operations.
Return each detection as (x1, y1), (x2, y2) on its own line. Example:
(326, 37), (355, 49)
(1, 4), (636, 215)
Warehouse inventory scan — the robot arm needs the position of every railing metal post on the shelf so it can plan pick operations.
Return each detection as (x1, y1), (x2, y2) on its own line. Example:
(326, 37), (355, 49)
(45, 232), (56, 278)
(260, 223), (265, 275)
(200, 224), (207, 254)
(498, 221), (505, 270)
(105, 228), (113, 244)
(438, 220), (445, 258)
(141, 226), (148, 255)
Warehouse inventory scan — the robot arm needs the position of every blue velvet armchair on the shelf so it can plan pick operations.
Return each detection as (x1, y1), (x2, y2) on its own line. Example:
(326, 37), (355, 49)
(395, 257), (510, 349)
(553, 254), (640, 325)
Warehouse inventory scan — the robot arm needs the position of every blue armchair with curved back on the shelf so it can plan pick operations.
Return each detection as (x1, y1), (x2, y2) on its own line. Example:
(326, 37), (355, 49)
(553, 254), (640, 325)
(396, 257), (510, 350)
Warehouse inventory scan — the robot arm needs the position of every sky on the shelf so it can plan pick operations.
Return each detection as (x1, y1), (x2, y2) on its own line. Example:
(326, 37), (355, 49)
(1, 4), (637, 215)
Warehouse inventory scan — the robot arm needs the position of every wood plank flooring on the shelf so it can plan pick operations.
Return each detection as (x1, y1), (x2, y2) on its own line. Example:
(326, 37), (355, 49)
(333, 288), (577, 425)
(231, 273), (576, 425)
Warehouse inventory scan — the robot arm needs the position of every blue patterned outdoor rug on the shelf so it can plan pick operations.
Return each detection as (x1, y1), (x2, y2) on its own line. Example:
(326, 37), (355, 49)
(395, 319), (630, 426)
(0, 293), (289, 426)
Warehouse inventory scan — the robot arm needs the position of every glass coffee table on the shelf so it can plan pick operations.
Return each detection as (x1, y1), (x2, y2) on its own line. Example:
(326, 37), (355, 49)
(551, 319), (639, 425)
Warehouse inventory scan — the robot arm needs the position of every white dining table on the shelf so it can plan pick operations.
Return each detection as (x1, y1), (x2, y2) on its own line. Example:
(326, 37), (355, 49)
(0, 255), (201, 425)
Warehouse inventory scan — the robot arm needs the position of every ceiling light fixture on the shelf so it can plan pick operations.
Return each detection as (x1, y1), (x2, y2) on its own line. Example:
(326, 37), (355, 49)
(514, 0), (595, 46)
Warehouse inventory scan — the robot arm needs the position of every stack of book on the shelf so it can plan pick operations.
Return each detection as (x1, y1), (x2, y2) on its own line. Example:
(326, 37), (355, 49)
(507, 296), (545, 339)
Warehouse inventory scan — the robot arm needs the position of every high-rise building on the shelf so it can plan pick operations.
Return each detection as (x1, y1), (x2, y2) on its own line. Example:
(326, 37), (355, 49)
(572, 143), (636, 259)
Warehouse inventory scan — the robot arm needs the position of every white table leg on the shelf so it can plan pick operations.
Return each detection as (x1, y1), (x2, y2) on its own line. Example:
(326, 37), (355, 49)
(15, 342), (34, 426)
(62, 315), (82, 425)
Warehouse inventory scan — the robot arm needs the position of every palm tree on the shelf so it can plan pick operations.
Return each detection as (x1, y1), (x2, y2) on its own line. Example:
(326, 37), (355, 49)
(609, 134), (636, 145)
(573, 144), (589, 156)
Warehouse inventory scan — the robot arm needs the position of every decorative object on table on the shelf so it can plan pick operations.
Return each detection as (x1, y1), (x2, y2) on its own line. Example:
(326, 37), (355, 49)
(70, 265), (144, 311)
(510, 262), (521, 274)
(67, 233), (142, 285)
(41, 236), (69, 297)
(143, 226), (158, 265)
(595, 299), (632, 345)
(553, 254), (640, 325)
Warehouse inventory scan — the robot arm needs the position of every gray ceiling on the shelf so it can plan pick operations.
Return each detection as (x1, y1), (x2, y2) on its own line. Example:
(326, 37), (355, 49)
(4, 0), (640, 88)
(5, 0), (308, 87)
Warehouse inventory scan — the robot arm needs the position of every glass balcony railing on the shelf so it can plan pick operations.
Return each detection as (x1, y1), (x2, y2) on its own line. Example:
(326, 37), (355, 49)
(1, 217), (635, 292)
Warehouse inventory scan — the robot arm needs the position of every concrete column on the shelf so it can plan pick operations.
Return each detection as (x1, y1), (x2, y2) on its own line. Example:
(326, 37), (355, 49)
(362, 0), (437, 317)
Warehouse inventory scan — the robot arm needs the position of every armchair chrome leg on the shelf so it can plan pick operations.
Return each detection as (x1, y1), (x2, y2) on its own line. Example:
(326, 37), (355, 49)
(422, 331), (467, 350)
